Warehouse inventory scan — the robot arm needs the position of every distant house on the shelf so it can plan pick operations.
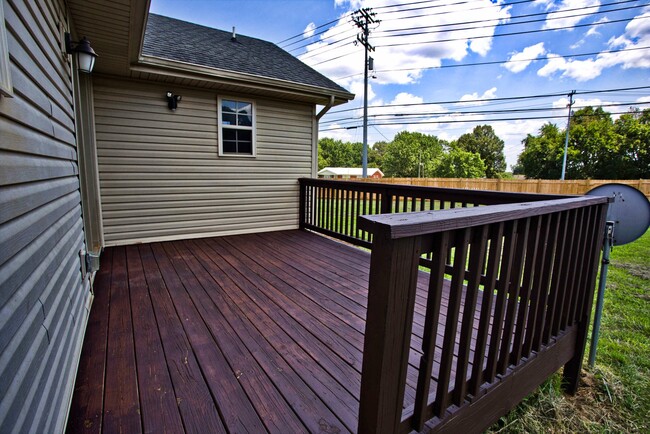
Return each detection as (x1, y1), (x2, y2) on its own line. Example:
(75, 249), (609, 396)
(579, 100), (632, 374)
(318, 167), (384, 179)
(0, 2), (352, 432)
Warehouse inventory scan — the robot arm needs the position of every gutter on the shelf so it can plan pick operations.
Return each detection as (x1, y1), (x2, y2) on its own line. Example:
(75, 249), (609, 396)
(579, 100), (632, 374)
(316, 95), (336, 120)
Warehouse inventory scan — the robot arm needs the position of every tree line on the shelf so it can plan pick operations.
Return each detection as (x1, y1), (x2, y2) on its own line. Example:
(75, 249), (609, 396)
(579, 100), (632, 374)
(319, 107), (649, 180)
(319, 125), (507, 178)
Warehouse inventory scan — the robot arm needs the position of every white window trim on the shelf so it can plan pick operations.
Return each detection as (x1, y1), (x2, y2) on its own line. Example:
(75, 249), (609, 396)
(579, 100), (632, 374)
(217, 96), (256, 157)
(0, 0), (14, 97)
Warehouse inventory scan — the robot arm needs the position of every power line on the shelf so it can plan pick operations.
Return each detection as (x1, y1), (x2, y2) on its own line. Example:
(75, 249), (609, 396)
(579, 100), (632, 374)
(320, 102), (650, 127)
(319, 109), (645, 132)
(331, 46), (650, 80)
(374, 1), (642, 38)
(326, 86), (650, 115)
(320, 101), (649, 126)
(375, 15), (646, 49)
(308, 14), (646, 66)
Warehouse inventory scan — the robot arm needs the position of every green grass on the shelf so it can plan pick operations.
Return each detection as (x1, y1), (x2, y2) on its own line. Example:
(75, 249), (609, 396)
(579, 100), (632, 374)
(487, 229), (650, 433)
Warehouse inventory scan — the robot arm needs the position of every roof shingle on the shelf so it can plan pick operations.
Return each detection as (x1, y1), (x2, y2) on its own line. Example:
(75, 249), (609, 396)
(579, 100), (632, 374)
(143, 14), (350, 95)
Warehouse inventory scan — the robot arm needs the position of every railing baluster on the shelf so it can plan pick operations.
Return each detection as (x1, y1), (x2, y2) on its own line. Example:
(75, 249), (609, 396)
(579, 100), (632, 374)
(556, 209), (579, 333)
(434, 228), (471, 417)
(453, 225), (489, 406)
(532, 213), (561, 351)
(413, 232), (450, 431)
(569, 207), (593, 324)
(523, 213), (553, 357)
(511, 215), (542, 364)
(470, 222), (504, 397)
(496, 219), (530, 374)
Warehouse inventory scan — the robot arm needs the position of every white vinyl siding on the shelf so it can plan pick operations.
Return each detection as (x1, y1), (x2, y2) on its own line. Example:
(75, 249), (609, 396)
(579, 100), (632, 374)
(0, 0), (91, 432)
(93, 77), (314, 245)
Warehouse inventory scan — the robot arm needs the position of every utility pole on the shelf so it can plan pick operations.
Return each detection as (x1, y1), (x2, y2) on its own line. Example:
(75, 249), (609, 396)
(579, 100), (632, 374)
(560, 90), (576, 180)
(352, 8), (378, 178)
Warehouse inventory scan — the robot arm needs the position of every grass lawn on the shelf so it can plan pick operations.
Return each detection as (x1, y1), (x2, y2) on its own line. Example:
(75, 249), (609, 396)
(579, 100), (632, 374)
(487, 229), (650, 433)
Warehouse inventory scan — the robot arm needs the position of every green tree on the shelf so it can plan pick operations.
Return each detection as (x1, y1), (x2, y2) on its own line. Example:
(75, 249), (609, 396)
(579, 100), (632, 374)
(516, 106), (649, 180)
(435, 148), (486, 178)
(368, 141), (389, 169)
(516, 123), (565, 179)
(455, 125), (507, 178)
(613, 108), (650, 179)
(382, 131), (444, 177)
(318, 138), (361, 169)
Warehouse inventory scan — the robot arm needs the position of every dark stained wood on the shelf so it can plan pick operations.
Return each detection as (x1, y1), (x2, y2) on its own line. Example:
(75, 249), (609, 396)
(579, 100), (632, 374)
(102, 247), (142, 434)
(153, 242), (265, 433)
(358, 230), (423, 434)
(67, 248), (112, 434)
(434, 229), (470, 417)
(413, 232), (450, 431)
(138, 244), (226, 434)
(69, 210), (604, 434)
(485, 220), (518, 383)
(469, 222), (504, 396)
(453, 226), (489, 406)
(125, 246), (185, 434)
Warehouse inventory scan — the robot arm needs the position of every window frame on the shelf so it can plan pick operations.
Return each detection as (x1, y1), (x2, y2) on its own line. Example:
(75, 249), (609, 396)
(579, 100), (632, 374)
(217, 96), (256, 157)
(0, 0), (14, 97)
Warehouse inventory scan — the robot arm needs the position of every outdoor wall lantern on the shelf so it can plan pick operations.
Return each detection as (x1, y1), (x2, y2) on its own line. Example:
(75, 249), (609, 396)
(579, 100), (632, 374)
(65, 33), (97, 73)
(166, 91), (182, 111)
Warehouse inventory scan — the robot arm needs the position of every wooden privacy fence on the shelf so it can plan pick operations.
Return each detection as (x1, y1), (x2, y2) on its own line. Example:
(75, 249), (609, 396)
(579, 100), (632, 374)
(299, 178), (610, 433)
(358, 177), (650, 197)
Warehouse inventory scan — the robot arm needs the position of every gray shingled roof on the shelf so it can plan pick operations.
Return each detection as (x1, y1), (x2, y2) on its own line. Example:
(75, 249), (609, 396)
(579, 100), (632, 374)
(143, 14), (350, 95)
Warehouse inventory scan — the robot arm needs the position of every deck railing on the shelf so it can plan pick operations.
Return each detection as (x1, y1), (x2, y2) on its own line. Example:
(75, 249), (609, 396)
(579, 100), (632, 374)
(299, 178), (610, 433)
(298, 178), (567, 249)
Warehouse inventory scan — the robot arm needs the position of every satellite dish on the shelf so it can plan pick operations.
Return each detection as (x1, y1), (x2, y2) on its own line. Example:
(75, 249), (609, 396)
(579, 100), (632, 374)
(586, 183), (650, 245)
(587, 183), (650, 367)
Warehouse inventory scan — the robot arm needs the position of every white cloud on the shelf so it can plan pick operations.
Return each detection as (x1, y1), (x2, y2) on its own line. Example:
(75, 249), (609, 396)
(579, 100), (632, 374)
(537, 8), (650, 81)
(303, 22), (316, 38)
(586, 17), (609, 37)
(458, 87), (498, 105)
(300, 0), (511, 88)
(543, 0), (601, 30)
(504, 43), (546, 73)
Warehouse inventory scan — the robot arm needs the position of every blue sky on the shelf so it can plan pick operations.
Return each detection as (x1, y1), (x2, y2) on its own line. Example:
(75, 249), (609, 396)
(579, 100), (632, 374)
(150, 0), (650, 169)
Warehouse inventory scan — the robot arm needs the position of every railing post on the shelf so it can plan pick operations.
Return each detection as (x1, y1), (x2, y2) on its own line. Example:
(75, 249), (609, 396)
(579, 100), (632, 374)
(298, 179), (306, 230)
(358, 228), (422, 434)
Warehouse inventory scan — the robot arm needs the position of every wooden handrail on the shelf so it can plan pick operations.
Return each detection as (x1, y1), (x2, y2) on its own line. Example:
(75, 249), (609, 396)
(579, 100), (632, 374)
(355, 195), (609, 433)
(299, 178), (611, 432)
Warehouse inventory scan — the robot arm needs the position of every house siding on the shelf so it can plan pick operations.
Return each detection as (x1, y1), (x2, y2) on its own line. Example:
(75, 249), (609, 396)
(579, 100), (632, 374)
(0, 0), (90, 433)
(93, 77), (315, 245)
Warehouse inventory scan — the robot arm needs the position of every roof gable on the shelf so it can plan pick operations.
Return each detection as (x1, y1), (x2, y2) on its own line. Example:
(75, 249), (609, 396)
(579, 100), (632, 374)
(143, 14), (350, 96)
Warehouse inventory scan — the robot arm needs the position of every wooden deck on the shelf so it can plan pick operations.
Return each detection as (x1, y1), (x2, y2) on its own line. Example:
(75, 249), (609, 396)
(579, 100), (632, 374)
(67, 230), (490, 433)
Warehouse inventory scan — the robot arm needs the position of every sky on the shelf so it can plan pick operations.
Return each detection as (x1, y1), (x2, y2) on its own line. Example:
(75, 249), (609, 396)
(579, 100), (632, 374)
(150, 0), (650, 170)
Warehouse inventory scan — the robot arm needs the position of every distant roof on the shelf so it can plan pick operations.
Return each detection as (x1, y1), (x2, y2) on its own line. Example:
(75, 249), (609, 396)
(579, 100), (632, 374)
(143, 14), (351, 96)
(318, 167), (384, 176)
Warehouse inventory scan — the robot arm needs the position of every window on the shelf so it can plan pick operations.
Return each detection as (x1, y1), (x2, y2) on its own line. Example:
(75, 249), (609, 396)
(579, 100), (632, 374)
(0, 0), (14, 97)
(218, 97), (255, 156)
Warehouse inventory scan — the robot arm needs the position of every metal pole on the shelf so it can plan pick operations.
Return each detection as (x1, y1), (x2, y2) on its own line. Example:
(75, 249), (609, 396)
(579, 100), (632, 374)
(560, 90), (575, 180)
(588, 221), (615, 367)
(362, 22), (369, 179)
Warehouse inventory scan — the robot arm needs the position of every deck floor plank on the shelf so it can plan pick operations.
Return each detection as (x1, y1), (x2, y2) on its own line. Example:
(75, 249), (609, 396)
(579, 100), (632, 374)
(102, 247), (142, 434)
(125, 246), (185, 434)
(153, 242), (266, 433)
(66, 248), (112, 434)
(68, 230), (497, 433)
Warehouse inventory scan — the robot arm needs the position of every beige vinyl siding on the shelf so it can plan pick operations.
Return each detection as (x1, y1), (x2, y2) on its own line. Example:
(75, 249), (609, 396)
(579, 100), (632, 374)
(0, 0), (91, 433)
(94, 77), (315, 245)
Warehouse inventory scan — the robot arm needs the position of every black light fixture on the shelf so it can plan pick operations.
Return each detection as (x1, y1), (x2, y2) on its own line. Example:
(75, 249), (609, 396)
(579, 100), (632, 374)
(166, 91), (182, 111)
(65, 33), (98, 73)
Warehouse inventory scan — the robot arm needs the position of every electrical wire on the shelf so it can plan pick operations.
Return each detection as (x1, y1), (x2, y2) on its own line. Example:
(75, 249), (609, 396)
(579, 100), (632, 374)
(326, 86), (650, 115)
(331, 46), (650, 80)
(320, 102), (650, 126)
(319, 109), (646, 131)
